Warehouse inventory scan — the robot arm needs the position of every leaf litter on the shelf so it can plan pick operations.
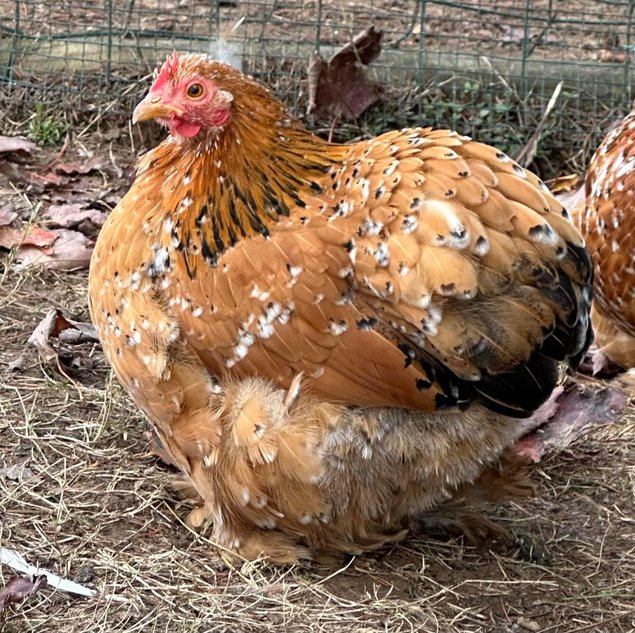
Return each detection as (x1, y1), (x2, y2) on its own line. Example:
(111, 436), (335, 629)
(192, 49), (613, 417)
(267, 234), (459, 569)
(0, 136), (38, 159)
(515, 376), (631, 462)
(0, 462), (35, 483)
(0, 136), (126, 271)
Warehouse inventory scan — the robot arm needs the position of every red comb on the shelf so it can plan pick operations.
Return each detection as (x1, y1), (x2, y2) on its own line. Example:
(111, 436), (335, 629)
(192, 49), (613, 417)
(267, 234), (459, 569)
(153, 50), (180, 90)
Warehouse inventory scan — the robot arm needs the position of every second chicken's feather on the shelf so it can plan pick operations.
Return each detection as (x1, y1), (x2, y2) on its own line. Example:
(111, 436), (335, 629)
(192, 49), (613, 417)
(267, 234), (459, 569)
(576, 111), (635, 372)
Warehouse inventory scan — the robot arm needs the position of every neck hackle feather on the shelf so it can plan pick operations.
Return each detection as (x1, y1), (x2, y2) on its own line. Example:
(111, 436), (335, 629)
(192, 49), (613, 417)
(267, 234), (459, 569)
(140, 54), (346, 275)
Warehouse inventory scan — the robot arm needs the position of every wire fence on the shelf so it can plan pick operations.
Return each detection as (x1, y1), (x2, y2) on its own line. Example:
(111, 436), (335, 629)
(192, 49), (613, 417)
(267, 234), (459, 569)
(1, 0), (633, 176)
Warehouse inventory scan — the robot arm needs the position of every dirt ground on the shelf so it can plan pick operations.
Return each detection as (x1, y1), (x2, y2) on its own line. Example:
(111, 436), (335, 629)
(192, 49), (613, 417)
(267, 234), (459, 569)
(0, 138), (634, 633)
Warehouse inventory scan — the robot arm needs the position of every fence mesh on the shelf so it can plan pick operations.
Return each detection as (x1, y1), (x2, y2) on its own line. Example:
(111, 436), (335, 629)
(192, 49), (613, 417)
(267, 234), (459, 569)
(1, 0), (633, 177)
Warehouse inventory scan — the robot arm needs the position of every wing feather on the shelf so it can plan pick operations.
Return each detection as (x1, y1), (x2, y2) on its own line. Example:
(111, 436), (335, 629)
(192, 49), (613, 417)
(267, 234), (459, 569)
(166, 128), (592, 417)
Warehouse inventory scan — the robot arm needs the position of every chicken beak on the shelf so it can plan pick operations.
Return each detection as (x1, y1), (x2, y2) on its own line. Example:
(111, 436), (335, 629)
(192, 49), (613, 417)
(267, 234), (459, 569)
(132, 96), (183, 124)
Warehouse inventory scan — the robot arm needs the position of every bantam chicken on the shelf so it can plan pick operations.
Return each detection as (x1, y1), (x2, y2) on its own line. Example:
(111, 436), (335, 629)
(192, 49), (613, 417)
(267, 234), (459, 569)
(88, 52), (593, 563)
(576, 111), (635, 374)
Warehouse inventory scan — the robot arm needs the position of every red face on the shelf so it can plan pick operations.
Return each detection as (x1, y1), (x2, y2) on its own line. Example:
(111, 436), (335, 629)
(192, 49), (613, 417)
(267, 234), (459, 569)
(132, 53), (233, 138)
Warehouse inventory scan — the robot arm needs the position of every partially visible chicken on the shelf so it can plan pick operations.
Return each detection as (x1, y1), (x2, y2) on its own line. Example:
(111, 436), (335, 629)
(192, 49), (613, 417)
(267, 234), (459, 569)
(88, 52), (593, 562)
(576, 111), (635, 372)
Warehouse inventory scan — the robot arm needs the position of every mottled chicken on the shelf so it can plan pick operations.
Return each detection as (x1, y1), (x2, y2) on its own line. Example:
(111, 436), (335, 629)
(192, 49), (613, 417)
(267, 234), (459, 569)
(88, 52), (593, 562)
(576, 111), (635, 373)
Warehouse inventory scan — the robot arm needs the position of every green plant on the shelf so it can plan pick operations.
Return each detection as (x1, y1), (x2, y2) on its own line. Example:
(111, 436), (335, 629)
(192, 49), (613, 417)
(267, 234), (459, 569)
(27, 103), (67, 145)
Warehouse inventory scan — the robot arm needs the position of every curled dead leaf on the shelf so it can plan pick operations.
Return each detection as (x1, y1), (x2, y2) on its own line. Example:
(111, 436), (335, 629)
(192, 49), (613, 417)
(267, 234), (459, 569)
(7, 354), (26, 372)
(307, 25), (384, 120)
(53, 157), (108, 176)
(0, 223), (58, 251)
(0, 206), (18, 226)
(0, 135), (38, 158)
(0, 574), (47, 613)
(43, 203), (106, 237)
(13, 228), (93, 271)
(27, 308), (99, 374)
(0, 211), (95, 271)
(0, 462), (35, 483)
(0, 160), (63, 191)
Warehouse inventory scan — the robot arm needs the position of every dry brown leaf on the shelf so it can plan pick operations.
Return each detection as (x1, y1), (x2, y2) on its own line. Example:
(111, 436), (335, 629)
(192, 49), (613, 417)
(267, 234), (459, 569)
(0, 206), (18, 226)
(0, 135), (38, 158)
(43, 203), (107, 237)
(0, 161), (63, 191)
(7, 353), (26, 372)
(0, 462), (35, 482)
(57, 321), (99, 346)
(27, 308), (99, 378)
(28, 171), (64, 188)
(102, 127), (123, 141)
(53, 157), (107, 176)
(307, 25), (384, 120)
(29, 308), (98, 355)
(28, 309), (64, 366)
(0, 215), (96, 271)
(0, 161), (29, 186)
(0, 574), (47, 613)
(14, 228), (93, 271)
(0, 223), (58, 251)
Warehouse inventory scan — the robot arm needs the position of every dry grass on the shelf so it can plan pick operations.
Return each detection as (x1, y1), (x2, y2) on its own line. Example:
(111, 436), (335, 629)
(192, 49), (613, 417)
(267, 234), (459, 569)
(0, 259), (634, 633)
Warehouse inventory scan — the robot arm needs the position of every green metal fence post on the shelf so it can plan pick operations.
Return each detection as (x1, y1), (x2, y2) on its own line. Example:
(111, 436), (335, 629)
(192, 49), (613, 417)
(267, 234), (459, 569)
(316, 0), (323, 54)
(106, 0), (113, 81)
(417, 0), (427, 86)
(520, 0), (531, 95)
(6, 0), (21, 85)
(625, 0), (634, 105)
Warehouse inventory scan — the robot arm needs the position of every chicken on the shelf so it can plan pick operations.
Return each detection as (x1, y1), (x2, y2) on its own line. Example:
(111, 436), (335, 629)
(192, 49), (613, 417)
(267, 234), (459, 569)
(88, 52), (593, 562)
(576, 111), (635, 373)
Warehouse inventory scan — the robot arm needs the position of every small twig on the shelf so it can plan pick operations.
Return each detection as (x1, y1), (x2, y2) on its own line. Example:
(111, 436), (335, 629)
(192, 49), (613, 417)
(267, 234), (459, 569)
(479, 56), (513, 92)
(391, 1), (421, 47)
(327, 114), (340, 143)
(127, 117), (136, 156)
(108, 142), (123, 178)
(514, 81), (563, 168)
(42, 134), (70, 169)
(309, 556), (356, 587)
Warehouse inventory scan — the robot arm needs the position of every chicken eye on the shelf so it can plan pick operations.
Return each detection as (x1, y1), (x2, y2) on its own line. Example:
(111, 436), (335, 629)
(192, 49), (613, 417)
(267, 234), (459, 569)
(186, 83), (204, 99)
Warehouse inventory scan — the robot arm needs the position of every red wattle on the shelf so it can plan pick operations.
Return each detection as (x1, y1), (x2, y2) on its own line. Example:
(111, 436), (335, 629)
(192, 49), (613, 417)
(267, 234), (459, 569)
(170, 118), (201, 138)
